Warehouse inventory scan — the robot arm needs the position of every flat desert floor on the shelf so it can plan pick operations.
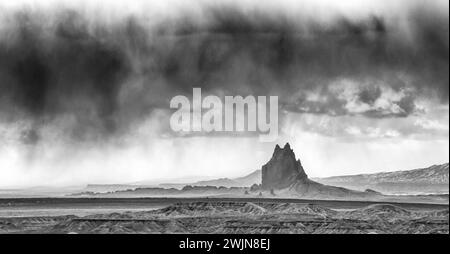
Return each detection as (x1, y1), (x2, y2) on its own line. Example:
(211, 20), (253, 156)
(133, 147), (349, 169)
(0, 198), (448, 234)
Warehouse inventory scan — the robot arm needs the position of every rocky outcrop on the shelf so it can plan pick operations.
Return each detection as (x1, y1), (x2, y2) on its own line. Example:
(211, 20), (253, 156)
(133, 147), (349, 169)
(261, 143), (381, 199)
(261, 143), (307, 190)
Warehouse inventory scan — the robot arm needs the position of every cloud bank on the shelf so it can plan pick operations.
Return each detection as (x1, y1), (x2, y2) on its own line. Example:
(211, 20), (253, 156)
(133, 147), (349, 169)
(0, 0), (448, 144)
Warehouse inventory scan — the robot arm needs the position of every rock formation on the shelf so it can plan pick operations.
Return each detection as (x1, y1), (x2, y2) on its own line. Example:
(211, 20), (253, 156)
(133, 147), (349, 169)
(261, 143), (380, 199)
(262, 143), (307, 190)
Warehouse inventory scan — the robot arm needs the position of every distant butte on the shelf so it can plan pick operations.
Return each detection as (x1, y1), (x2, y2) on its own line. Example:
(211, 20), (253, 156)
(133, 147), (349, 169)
(261, 143), (378, 199)
(262, 143), (308, 190)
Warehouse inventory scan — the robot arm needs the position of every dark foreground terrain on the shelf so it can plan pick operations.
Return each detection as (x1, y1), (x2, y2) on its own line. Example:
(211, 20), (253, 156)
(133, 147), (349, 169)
(0, 198), (448, 234)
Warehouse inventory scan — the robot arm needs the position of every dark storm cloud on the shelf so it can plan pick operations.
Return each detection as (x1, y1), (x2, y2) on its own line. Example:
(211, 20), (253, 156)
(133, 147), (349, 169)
(359, 86), (382, 105)
(0, 10), (131, 141)
(0, 3), (448, 142)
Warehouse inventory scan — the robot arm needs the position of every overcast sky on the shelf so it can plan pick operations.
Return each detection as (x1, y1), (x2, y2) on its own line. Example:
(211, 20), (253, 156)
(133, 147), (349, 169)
(0, 0), (448, 187)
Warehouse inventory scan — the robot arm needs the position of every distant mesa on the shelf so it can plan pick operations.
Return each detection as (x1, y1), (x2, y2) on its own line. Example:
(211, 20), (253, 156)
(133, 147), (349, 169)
(313, 163), (449, 194)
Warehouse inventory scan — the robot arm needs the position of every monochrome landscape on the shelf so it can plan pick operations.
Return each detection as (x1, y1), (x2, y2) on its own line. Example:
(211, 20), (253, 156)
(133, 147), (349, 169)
(0, 0), (448, 234)
(0, 143), (448, 234)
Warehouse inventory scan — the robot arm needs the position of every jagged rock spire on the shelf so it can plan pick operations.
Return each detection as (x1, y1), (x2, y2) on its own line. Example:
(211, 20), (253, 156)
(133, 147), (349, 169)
(261, 143), (308, 190)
